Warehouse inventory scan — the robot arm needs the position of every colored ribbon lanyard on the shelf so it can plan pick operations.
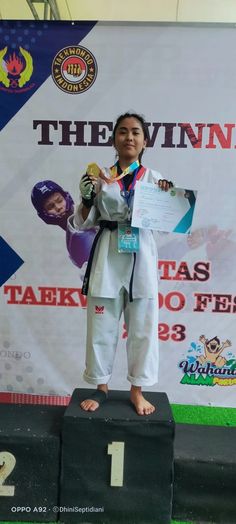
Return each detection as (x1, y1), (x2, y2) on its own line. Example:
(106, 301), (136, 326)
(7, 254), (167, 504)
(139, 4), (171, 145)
(113, 163), (146, 209)
(86, 160), (140, 184)
(119, 168), (140, 208)
(109, 160), (140, 182)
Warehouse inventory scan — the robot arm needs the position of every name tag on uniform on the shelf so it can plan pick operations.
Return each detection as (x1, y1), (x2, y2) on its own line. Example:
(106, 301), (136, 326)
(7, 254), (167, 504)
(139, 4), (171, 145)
(118, 223), (140, 253)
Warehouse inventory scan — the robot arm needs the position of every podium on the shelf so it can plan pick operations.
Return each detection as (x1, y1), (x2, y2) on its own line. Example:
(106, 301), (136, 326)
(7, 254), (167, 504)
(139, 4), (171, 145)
(173, 423), (236, 523)
(60, 388), (175, 524)
(0, 404), (64, 522)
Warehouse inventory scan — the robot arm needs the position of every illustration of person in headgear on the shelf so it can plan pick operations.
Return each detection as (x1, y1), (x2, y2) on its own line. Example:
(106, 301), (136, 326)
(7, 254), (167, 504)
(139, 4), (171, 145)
(31, 180), (96, 272)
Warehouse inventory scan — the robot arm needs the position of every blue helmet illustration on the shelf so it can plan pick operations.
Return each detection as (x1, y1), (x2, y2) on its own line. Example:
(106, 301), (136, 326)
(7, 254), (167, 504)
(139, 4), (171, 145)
(31, 180), (74, 230)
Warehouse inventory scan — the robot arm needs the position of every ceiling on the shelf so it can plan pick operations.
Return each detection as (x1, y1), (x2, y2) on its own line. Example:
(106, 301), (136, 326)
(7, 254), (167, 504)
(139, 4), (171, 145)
(0, 0), (181, 23)
(0, 0), (70, 20)
(0, 0), (236, 24)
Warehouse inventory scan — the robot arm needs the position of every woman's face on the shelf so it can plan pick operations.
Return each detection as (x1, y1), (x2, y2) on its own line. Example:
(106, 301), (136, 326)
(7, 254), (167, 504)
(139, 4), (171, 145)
(43, 192), (67, 216)
(114, 117), (147, 164)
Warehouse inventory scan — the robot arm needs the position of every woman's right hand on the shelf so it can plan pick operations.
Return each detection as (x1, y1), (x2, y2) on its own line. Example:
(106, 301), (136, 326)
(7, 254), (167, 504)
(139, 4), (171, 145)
(79, 173), (96, 200)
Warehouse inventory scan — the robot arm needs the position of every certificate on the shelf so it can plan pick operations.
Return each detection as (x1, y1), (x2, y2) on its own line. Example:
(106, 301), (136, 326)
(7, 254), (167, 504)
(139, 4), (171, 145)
(131, 182), (197, 233)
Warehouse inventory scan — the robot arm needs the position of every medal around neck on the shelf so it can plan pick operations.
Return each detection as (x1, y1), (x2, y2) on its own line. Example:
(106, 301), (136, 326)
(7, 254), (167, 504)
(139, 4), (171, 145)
(86, 160), (140, 185)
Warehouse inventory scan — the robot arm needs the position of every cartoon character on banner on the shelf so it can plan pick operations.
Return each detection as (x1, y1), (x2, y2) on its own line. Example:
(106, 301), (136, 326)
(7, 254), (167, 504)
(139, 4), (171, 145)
(198, 335), (231, 368)
(31, 180), (97, 277)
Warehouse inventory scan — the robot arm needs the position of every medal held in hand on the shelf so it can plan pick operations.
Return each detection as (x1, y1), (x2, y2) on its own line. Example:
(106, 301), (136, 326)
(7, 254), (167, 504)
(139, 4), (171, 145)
(86, 163), (101, 178)
(86, 160), (140, 184)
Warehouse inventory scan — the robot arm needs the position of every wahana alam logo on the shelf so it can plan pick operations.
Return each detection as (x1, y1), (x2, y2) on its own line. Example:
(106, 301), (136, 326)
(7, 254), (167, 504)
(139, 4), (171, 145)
(0, 46), (34, 92)
(52, 45), (98, 94)
(179, 334), (236, 386)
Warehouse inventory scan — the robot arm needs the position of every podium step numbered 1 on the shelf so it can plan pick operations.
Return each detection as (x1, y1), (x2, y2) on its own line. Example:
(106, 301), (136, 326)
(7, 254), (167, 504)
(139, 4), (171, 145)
(60, 389), (175, 524)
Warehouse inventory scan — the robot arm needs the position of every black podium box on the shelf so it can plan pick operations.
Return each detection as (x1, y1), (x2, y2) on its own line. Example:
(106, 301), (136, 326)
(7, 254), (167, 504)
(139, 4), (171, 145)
(0, 403), (65, 522)
(173, 423), (236, 524)
(60, 388), (175, 524)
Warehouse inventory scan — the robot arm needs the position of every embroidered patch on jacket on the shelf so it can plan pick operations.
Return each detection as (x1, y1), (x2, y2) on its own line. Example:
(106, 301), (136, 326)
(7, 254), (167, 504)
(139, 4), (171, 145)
(95, 305), (104, 314)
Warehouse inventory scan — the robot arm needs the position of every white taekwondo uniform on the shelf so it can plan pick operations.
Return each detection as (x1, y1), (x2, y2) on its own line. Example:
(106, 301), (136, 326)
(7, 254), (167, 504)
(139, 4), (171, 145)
(73, 166), (162, 386)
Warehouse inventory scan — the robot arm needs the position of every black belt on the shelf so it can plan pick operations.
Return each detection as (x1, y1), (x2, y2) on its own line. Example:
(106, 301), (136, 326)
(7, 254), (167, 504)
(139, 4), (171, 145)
(82, 220), (136, 302)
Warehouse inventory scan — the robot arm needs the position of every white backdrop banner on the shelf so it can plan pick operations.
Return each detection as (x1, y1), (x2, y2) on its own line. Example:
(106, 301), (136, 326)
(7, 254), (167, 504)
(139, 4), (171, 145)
(1, 21), (236, 406)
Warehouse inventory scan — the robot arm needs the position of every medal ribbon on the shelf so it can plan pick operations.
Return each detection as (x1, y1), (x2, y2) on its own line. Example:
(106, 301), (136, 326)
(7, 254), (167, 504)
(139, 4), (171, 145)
(87, 160), (141, 184)
(116, 163), (146, 209)
(109, 159), (140, 182)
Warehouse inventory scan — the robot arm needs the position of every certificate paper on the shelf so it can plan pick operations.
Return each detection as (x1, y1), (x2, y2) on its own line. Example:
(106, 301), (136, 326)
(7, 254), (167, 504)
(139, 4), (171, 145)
(131, 182), (197, 233)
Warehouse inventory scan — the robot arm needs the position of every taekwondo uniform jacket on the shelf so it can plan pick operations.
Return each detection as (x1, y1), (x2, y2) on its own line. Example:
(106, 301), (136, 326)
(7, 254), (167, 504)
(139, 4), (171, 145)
(73, 167), (162, 300)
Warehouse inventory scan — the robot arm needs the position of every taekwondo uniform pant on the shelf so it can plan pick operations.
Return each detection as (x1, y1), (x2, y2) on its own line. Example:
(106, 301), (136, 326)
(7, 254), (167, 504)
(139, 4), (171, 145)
(83, 287), (159, 386)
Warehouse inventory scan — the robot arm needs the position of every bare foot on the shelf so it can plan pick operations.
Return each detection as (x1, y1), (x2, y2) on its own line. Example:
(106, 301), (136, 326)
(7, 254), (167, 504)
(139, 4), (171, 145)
(130, 386), (155, 416)
(80, 398), (99, 411)
(80, 385), (108, 412)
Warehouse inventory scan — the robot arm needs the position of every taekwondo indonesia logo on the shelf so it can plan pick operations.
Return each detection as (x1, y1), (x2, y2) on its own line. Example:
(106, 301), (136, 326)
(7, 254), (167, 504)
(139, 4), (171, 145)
(0, 46), (34, 92)
(51, 45), (98, 94)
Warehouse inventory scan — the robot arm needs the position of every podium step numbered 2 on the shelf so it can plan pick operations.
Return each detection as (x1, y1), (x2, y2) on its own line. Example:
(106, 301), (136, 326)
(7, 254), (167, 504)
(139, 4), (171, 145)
(0, 404), (65, 522)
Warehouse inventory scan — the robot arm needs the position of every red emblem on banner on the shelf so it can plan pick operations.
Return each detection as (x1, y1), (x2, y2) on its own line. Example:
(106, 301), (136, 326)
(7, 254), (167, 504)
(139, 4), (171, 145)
(0, 46), (34, 92)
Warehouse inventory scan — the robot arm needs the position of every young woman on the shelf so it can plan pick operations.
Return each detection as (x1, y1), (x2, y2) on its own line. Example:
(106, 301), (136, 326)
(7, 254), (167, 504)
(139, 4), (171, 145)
(73, 112), (173, 415)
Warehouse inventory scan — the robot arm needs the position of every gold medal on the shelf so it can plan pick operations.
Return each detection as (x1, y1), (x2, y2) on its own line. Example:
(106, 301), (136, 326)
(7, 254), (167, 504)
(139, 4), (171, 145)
(86, 163), (101, 178)
(87, 162), (112, 184)
(86, 160), (140, 184)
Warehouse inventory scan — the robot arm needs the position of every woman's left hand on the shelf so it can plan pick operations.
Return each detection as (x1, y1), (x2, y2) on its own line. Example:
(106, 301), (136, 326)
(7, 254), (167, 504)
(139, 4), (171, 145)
(157, 179), (174, 191)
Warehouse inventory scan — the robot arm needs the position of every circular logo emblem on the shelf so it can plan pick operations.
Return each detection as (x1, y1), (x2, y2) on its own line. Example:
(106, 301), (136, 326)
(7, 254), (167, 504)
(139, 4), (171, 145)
(52, 45), (97, 94)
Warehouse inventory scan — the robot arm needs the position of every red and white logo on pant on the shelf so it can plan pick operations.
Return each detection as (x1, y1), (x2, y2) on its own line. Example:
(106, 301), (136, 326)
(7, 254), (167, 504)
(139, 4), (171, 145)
(95, 305), (104, 314)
